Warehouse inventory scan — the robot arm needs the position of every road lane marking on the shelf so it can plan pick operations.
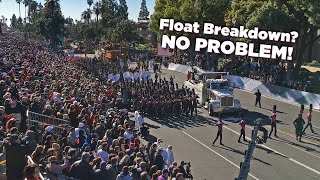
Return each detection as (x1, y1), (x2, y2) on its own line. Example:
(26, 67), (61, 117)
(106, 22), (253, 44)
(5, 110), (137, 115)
(223, 125), (320, 175)
(243, 125), (320, 160)
(182, 131), (260, 180)
(248, 105), (320, 130)
(244, 123), (320, 149)
(237, 89), (320, 111)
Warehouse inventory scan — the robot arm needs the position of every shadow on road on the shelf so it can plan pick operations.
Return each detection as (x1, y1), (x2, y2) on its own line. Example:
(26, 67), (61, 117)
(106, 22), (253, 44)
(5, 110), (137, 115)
(151, 115), (217, 130)
(260, 107), (287, 114)
(255, 145), (288, 158)
(215, 145), (272, 166)
(273, 137), (320, 154)
(143, 133), (158, 144)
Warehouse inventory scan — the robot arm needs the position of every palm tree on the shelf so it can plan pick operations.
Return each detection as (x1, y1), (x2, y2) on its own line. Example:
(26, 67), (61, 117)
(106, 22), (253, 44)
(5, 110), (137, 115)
(81, 8), (92, 24)
(16, 0), (22, 18)
(28, 0), (37, 23)
(23, 0), (31, 22)
(93, 2), (100, 23)
(87, 0), (93, 8)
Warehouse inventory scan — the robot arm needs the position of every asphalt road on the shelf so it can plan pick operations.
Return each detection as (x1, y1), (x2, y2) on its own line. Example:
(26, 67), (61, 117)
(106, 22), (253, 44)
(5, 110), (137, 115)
(140, 66), (320, 180)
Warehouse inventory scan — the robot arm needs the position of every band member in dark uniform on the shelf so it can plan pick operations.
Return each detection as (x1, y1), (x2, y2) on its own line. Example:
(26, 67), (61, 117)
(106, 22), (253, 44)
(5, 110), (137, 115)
(254, 89), (261, 108)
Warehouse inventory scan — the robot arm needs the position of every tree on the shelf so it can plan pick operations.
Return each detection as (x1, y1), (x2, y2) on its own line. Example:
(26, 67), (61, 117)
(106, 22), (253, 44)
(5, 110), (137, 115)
(23, 0), (32, 22)
(11, 14), (18, 29)
(93, 2), (101, 23)
(81, 8), (92, 24)
(38, 0), (65, 50)
(28, 0), (38, 23)
(226, 0), (320, 79)
(16, 0), (22, 18)
(150, 0), (231, 62)
(37, 2), (43, 11)
(111, 19), (137, 43)
(138, 0), (149, 21)
(118, 0), (128, 20)
(87, 0), (93, 8)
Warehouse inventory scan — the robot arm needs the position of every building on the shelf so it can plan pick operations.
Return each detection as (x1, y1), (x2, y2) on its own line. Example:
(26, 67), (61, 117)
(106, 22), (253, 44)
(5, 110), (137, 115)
(136, 19), (155, 43)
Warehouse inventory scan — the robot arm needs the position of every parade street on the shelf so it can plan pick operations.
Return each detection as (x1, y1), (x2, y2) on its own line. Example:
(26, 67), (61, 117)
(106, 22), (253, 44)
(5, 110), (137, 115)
(140, 67), (320, 180)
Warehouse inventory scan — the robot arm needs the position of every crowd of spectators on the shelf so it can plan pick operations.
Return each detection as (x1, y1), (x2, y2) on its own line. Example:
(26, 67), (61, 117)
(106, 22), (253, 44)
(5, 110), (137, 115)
(0, 34), (191, 180)
(220, 58), (311, 91)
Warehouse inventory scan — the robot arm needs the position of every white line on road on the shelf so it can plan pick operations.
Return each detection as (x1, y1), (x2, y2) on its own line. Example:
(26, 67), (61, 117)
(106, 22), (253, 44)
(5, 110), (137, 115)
(223, 125), (320, 175)
(245, 105), (320, 130)
(182, 131), (260, 180)
(244, 125), (320, 160)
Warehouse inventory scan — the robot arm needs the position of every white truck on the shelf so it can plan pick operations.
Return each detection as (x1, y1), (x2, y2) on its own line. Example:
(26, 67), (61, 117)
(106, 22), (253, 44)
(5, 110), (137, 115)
(184, 71), (241, 116)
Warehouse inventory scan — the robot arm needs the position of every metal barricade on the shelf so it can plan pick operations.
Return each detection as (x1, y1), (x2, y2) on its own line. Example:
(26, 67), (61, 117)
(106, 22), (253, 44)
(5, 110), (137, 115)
(26, 111), (69, 134)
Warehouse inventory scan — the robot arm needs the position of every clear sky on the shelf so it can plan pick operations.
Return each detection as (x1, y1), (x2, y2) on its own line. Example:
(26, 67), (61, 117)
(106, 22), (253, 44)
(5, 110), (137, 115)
(0, 0), (155, 25)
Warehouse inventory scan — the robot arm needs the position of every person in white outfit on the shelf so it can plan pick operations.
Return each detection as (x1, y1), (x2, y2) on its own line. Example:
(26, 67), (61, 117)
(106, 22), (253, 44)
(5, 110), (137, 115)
(135, 111), (144, 132)
(167, 145), (174, 166)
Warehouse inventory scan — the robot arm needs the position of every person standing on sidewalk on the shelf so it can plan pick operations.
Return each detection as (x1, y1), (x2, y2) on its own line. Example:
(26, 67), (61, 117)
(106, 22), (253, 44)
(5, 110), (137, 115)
(294, 113), (305, 142)
(254, 90), (261, 108)
(238, 113), (247, 143)
(212, 114), (224, 146)
(303, 104), (315, 134)
(269, 105), (278, 138)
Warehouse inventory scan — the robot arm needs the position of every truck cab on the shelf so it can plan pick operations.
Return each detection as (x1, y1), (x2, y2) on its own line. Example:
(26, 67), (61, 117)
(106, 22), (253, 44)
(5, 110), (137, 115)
(184, 71), (241, 116)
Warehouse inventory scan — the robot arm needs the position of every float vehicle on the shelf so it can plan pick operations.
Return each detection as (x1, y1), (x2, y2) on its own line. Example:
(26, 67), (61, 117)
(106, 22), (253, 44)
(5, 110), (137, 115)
(184, 71), (241, 116)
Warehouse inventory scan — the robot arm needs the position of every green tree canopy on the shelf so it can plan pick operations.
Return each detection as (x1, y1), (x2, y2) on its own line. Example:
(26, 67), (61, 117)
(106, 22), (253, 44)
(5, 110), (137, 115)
(11, 14), (18, 29)
(226, 0), (320, 77)
(118, 0), (128, 20)
(138, 0), (149, 21)
(38, 0), (65, 50)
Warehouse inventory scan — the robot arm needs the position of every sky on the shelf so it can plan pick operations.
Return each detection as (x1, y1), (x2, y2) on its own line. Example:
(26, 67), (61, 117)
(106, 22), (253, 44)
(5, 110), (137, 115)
(0, 0), (155, 25)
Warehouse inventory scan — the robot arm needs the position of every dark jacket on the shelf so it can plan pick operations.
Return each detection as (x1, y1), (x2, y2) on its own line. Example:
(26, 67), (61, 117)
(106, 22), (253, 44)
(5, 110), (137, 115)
(294, 117), (305, 129)
(30, 102), (41, 113)
(69, 160), (94, 180)
(154, 153), (164, 170)
(5, 141), (28, 179)
(105, 164), (118, 180)
(93, 169), (109, 180)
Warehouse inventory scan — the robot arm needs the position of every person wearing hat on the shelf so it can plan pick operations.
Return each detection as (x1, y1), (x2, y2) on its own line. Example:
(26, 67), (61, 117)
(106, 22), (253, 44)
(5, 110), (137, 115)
(69, 152), (94, 180)
(75, 122), (87, 138)
(4, 134), (28, 180)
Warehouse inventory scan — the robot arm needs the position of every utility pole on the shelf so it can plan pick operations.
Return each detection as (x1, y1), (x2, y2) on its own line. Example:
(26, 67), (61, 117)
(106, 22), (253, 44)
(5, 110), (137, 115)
(235, 118), (265, 180)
